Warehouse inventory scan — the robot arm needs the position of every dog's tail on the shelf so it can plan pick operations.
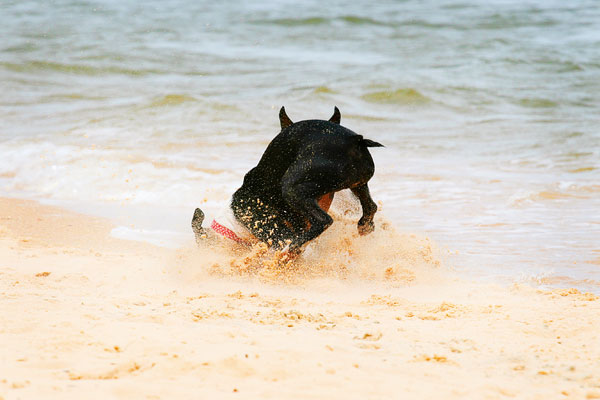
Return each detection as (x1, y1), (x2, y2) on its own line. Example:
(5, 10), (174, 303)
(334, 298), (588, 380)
(357, 135), (384, 148)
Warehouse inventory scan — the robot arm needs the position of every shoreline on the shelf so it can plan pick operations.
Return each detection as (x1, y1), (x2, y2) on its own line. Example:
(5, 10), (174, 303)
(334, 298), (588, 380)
(1, 196), (599, 398)
(4, 192), (599, 293)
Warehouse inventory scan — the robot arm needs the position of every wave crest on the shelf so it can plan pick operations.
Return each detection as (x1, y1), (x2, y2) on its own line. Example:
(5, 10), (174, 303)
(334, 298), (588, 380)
(362, 88), (430, 105)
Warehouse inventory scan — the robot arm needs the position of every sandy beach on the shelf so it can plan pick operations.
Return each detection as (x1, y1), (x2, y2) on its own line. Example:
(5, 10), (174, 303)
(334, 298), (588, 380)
(1, 196), (599, 399)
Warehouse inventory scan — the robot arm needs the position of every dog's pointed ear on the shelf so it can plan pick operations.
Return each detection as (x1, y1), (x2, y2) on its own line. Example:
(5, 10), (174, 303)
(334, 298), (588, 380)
(329, 106), (341, 124)
(279, 106), (293, 129)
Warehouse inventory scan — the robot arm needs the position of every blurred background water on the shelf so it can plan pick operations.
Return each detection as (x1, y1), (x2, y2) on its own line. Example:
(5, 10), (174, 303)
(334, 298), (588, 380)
(1, 0), (599, 289)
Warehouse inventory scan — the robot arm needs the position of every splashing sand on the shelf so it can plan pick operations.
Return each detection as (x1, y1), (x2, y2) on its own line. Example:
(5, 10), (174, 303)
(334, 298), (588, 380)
(178, 191), (444, 285)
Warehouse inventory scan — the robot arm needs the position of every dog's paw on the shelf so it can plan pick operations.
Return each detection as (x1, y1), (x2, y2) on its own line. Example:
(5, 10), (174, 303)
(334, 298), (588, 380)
(358, 221), (375, 236)
(278, 241), (303, 261)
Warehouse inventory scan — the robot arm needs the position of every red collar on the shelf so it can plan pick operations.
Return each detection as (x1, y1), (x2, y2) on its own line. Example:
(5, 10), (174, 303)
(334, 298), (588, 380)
(210, 219), (251, 246)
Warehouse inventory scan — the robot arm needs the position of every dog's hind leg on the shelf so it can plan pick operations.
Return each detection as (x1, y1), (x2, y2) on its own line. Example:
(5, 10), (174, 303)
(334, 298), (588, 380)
(191, 208), (207, 245)
(351, 183), (377, 235)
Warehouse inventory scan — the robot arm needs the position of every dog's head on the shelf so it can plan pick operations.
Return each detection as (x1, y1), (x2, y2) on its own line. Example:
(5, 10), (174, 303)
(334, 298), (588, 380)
(279, 106), (341, 130)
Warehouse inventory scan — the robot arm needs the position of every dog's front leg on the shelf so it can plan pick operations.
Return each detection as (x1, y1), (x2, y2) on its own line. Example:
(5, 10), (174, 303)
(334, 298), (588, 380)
(351, 183), (377, 235)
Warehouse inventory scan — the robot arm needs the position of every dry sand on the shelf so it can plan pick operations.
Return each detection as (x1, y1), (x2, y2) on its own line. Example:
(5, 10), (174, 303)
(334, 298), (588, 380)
(1, 196), (599, 399)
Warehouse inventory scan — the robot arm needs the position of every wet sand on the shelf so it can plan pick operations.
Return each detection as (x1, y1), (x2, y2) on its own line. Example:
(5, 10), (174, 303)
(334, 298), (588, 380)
(1, 197), (599, 399)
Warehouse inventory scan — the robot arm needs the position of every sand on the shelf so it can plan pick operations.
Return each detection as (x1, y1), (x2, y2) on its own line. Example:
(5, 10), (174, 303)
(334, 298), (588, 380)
(1, 197), (599, 399)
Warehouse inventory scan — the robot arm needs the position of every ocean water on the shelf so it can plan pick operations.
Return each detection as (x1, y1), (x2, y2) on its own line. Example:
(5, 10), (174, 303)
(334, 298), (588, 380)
(1, 0), (599, 289)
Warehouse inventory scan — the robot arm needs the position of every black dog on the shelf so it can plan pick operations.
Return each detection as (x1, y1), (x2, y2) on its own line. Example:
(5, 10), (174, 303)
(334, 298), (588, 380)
(192, 107), (383, 254)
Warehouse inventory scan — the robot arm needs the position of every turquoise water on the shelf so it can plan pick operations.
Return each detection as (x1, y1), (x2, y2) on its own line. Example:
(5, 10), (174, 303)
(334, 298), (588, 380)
(1, 1), (599, 289)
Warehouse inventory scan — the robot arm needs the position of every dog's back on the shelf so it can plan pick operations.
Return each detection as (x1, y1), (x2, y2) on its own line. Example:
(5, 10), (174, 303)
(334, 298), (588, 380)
(240, 120), (379, 189)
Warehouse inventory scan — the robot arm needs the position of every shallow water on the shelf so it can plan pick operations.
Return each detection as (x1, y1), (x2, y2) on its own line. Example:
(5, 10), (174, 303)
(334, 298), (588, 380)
(1, 0), (599, 290)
